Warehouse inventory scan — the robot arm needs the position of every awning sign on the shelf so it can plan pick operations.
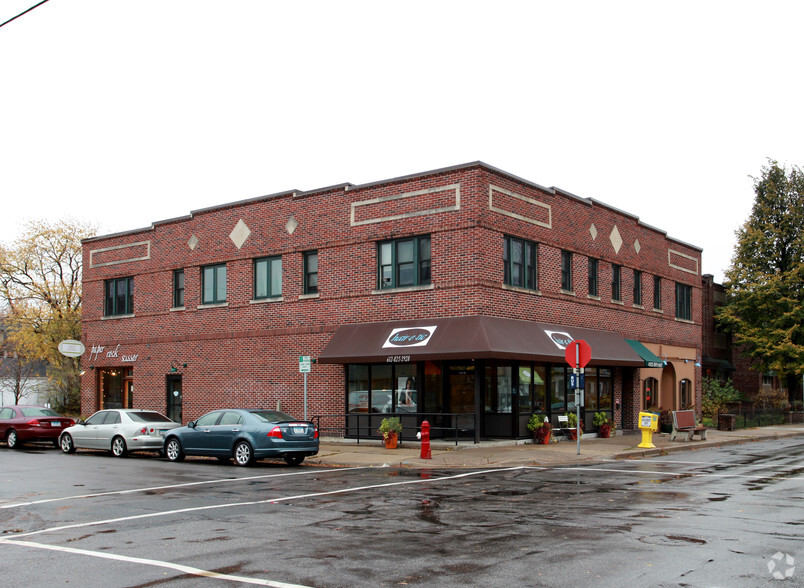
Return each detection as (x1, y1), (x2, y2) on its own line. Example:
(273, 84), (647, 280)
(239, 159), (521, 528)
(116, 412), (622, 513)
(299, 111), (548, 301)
(383, 326), (437, 348)
(544, 330), (574, 350)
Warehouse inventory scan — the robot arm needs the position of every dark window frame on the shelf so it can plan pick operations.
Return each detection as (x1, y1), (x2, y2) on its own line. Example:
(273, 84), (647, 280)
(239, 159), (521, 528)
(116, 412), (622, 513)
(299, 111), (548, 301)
(612, 264), (622, 301)
(173, 269), (185, 308)
(303, 250), (318, 295)
(503, 235), (538, 290)
(653, 275), (662, 310)
(378, 235), (431, 289)
(104, 276), (133, 316)
(675, 282), (692, 321)
(202, 263), (227, 304)
(254, 255), (282, 299)
(561, 250), (573, 292)
(633, 270), (642, 306)
(588, 258), (598, 297)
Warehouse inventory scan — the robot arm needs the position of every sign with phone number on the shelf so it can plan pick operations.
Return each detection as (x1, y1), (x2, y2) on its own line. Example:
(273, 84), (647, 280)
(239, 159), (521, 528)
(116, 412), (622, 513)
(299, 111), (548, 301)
(386, 355), (411, 363)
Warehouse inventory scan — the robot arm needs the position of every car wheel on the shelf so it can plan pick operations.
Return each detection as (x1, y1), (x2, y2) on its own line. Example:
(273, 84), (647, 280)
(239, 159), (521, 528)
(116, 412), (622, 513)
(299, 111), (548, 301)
(111, 436), (128, 457)
(7, 429), (20, 449)
(60, 434), (76, 454)
(165, 438), (184, 462)
(284, 455), (305, 466)
(233, 441), (253, 467)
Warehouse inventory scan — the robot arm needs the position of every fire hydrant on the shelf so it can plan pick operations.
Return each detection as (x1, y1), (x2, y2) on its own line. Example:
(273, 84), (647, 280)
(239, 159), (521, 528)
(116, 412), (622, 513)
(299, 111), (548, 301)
(420, 420), (431, 459)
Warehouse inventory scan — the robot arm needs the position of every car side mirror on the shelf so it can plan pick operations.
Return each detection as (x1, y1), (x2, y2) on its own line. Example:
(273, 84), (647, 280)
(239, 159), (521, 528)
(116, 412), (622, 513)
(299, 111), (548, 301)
(188, 421), (196, 429)
(78, 420), (86, 426)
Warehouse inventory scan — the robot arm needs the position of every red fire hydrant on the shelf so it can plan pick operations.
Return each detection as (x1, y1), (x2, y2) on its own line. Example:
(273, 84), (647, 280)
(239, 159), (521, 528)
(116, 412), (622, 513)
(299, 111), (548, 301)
(420, 420), (431, 459)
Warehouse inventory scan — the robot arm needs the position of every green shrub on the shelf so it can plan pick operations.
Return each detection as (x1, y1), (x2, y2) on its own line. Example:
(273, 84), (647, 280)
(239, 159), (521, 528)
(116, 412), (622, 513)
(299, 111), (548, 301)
(701, 378), (741, 419)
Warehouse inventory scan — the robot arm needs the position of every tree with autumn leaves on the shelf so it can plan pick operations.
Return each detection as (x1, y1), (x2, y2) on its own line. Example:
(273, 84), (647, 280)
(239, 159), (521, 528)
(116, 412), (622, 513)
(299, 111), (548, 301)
(719, 160), (804, 404)
(0, 219), (96, 412)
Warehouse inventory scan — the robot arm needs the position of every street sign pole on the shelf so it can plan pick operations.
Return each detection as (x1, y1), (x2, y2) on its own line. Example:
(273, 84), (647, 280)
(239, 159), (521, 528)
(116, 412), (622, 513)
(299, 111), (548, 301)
(575, 344), (581, 456)
(299, 356), (312, 420)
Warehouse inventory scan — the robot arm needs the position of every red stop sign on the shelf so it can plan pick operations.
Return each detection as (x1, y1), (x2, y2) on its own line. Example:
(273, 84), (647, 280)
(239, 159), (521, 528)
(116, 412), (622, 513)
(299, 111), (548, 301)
(564, 339), (592, 368)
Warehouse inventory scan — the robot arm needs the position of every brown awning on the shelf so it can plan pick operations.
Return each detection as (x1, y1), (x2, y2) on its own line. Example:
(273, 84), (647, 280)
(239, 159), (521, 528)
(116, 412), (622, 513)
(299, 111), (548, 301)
(318, 315), (644, 367)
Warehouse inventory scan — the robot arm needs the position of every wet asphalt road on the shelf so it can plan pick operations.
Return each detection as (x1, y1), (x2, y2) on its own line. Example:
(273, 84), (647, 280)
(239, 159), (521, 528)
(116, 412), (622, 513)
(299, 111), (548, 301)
(2, 439), (804, 587)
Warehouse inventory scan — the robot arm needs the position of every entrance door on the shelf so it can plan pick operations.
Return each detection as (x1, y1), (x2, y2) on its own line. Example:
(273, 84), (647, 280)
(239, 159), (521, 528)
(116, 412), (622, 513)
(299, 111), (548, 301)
(166, 375), (183, 424)
(446, 364), (476, 437)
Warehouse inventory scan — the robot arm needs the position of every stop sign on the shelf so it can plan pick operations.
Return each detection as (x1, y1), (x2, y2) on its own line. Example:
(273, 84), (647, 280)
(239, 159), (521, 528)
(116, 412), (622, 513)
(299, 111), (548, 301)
(564, 339), (592, 368)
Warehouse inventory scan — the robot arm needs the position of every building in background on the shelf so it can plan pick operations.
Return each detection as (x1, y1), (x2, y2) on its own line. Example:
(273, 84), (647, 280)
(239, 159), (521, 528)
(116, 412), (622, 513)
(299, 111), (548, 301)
(80, 162), (702, 439)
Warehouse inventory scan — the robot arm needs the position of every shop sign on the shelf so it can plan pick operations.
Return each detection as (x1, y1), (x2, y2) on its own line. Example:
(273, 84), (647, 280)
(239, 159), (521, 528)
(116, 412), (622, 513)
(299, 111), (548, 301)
(544, 330), (574, 350)
(382, 326), (437, 348)
(89, 344), (139, 363)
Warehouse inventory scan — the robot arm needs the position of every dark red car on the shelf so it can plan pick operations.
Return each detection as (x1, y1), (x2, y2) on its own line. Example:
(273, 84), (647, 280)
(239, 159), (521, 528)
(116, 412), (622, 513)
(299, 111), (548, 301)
(0, 405), (75, 449)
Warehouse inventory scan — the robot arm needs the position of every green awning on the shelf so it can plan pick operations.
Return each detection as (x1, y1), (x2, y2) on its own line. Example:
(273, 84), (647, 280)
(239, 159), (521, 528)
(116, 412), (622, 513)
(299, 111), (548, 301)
(625, 339), (665, 368)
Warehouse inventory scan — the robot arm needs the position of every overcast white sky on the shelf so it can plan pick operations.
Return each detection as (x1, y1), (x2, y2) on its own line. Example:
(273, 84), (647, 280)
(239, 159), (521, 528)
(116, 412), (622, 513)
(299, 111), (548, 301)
(2, 1), (802, 283)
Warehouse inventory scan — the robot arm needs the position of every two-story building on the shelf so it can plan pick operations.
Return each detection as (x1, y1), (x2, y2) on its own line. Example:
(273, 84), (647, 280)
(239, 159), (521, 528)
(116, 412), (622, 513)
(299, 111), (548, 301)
(80, 162), (703, 440)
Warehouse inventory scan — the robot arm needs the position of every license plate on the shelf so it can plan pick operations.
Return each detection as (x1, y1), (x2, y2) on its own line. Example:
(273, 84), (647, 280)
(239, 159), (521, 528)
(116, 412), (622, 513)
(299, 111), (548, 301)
(292, 427), (305, 435)
(51, 421), (62, 427)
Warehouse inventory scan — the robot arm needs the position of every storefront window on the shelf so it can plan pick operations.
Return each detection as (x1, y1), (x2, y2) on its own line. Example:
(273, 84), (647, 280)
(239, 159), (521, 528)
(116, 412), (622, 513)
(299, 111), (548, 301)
(533, 366), (547, 412)
(680, 379), (692, 408)
(551, 366), (566, 411)
(518, 366), (533, 412)
(347, 365), (369, 413)
(585, 368), (598, 410)
(598, 368), (612, 409)
(485, 365), (512, 413)
(643, 377), (658, 409)
(371, 364), (392, 412)
(424, 361), (442, 413)
(395, 364), (417, 412)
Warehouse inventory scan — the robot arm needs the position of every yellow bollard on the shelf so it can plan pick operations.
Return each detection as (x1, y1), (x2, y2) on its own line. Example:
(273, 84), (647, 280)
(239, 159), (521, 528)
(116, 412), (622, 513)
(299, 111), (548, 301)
(637, 411), (659, 448)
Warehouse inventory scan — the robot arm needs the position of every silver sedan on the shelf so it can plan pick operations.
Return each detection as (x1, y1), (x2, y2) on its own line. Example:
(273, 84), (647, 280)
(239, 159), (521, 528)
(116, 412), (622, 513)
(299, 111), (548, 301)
(59, 409), (180, 457)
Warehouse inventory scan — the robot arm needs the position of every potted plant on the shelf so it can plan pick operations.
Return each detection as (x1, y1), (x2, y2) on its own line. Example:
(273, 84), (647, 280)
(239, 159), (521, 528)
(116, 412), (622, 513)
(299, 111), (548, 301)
(378, 417), (402, 449)
(593, 412), (616, 438)
(527, 414), (552, 444)
(564, 412), (582, 440)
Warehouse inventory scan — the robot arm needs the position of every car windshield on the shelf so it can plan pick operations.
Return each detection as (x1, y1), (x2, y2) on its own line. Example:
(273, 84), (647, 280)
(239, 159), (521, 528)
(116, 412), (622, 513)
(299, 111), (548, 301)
(249, 410), (296, 423)
(127, 411), (173, 423)
(20, 407), (60, 417)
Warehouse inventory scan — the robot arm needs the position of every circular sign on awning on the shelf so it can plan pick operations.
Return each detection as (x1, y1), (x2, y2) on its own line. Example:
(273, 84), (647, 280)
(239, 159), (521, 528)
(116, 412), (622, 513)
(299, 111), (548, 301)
(58, 339), (86, 358)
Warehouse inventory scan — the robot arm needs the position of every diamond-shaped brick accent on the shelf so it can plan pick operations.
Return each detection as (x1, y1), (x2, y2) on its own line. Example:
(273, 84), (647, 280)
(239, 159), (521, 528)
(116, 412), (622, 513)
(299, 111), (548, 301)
(285, 216), (299, 235)
(188, 235), (199, 250)
(229, 219), (251, 250)
(609, 226), (623, 254)
(589, 224), (598, 240)
(634, 239), (641, 254)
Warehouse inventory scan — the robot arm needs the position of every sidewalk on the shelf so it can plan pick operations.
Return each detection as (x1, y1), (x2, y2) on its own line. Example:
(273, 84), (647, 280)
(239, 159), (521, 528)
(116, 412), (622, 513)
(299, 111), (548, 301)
(306, 423), (804, 469)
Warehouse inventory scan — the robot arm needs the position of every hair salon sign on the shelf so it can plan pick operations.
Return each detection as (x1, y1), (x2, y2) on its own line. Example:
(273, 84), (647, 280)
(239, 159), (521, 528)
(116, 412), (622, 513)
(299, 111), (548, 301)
(383, 326), (437, 348)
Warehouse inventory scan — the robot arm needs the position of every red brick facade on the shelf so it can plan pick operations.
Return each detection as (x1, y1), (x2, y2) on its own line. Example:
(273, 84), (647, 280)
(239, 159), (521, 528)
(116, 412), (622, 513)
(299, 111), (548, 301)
(81, 162), (703, 435)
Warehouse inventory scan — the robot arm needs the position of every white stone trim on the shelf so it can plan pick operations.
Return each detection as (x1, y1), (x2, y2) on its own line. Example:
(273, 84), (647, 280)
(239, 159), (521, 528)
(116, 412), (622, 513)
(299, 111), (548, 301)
(350, 184), (461, 226)
(489, 185), (552, 228)
(90, 241), (151, 268)
(668, 249), (699, 275)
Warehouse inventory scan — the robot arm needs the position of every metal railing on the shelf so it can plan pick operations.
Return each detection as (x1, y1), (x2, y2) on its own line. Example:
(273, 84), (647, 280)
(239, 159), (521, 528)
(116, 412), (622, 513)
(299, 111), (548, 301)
(311, 412), (478, 445)
(716, 409), (789, 429)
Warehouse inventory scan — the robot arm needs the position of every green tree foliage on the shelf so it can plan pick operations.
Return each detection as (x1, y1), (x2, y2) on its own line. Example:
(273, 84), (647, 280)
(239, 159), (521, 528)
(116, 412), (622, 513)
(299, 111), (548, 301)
(719, 160), (804, 401)
(0, 219), (96, 412)
(700, 377), (741, 420)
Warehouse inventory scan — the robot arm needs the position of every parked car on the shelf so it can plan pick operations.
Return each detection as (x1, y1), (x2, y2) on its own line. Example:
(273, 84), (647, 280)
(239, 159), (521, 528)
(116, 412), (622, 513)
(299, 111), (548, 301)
(0, 405), (75, 448)
(59, 409), (180, 457)
(163, 409), (319, 467)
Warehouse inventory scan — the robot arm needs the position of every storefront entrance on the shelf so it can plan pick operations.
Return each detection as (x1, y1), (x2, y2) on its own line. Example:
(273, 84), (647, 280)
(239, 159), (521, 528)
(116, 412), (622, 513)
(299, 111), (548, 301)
(166, 375), (182, 424)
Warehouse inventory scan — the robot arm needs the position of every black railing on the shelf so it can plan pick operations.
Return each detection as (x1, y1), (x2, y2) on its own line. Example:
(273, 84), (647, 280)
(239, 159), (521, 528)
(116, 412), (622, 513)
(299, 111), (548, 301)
(716, 409), (788, 429)
(311, 412), (478, 445)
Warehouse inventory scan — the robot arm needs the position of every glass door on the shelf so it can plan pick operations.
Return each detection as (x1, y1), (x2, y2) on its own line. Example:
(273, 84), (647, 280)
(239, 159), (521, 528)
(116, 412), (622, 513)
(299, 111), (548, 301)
(166, 375), (182, 424)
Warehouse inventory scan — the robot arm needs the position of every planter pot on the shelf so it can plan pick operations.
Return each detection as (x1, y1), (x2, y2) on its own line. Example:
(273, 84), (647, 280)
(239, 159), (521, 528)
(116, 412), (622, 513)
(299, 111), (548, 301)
(660, 423), (673, 434)
(567, 429), (579, 441)
(384, 432), (399, 449)
(598, 424), (611, 438)
(535, 429), (551, 444)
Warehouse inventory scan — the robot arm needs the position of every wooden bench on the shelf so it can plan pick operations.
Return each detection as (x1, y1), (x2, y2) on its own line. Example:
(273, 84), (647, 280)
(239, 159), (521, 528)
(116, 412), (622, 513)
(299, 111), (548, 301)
(670, 410), (708, 441)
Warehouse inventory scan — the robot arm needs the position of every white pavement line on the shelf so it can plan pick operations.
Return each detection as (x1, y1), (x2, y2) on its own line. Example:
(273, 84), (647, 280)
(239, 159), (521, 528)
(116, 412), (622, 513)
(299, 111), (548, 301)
(558, 466), (804, 480)
(0, 539), (310, 588)
(639, 458), (804, 470)
(3, 466), (529, 541)
(0, 466), (374, 510)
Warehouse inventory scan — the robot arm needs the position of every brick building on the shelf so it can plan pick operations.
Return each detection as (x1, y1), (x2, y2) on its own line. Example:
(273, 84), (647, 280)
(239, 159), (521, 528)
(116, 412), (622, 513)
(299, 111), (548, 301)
(80, 162), (703, 440)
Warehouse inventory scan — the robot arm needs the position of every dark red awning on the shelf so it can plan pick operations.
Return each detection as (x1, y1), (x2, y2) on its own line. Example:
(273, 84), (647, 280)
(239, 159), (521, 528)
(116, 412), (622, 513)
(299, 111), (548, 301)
(318, 315), (643, 367)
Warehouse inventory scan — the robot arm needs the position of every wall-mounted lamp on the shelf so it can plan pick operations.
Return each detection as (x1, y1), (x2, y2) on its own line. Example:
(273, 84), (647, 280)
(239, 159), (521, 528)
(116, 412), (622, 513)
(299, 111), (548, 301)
(170, 361), (187, 373)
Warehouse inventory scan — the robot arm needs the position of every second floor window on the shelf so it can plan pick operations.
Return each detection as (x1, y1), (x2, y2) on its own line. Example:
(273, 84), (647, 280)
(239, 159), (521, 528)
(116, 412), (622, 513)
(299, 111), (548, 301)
(503, 236), (537, 290)
(654, 275), (662, 310)
(303, 251), (318, 295)
(676, 282), (692, 321)
(173, 269), (185, 308)
(105, 276), (133, 316)
(202, 264), (227, 304)
(378, 235), (431, 289)
(588, 258), (598, 297)
(612, 264), (622, 301)
(561, 251), (573, 291)
(633, 270), (642, 305)
(254, 256), (282, 299)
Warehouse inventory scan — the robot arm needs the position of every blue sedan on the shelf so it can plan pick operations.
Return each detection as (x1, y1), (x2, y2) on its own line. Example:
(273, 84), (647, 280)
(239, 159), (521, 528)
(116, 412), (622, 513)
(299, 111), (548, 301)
(163, 409), (319, 467)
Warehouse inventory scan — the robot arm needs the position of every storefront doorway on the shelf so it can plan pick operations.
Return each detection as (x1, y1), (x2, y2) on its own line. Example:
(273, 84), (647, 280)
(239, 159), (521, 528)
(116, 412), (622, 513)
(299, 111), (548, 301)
(166, 375), (182, 424)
